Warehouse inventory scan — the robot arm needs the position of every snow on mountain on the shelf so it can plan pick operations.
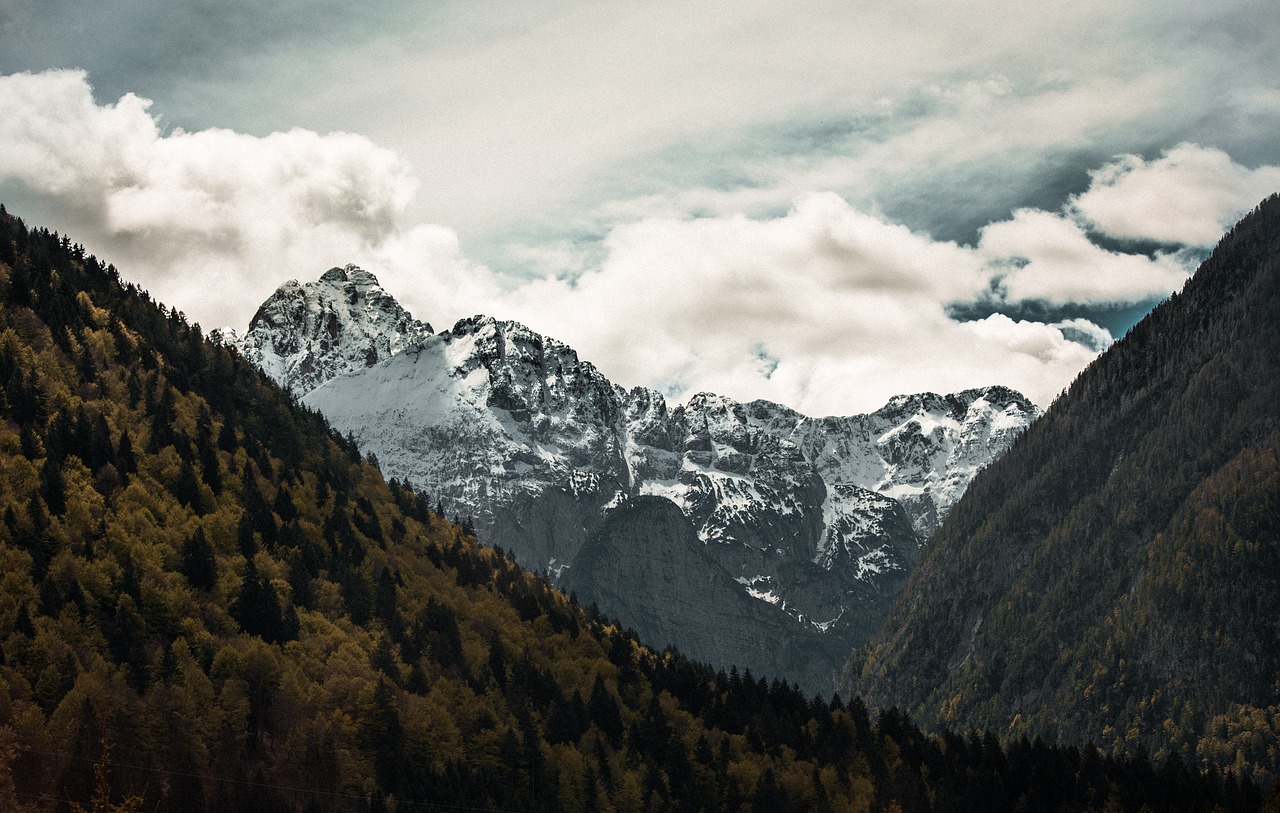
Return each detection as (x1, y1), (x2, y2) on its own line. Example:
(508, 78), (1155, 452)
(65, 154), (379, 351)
(304, 314), (636, 571)
(246, 268), (1039, 691)
(234, 265), (433, 397)
(749, 387), (1040, 538)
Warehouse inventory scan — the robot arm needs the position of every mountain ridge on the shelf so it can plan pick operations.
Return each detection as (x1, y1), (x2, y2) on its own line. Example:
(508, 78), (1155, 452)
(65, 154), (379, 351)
(238, 273), (1040, 692)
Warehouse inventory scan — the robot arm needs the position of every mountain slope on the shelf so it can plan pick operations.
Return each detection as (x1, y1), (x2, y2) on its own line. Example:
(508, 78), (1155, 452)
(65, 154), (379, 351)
(563, 497), (829, 679)
(849, 195), (1280, 779)
(298, 311), (1037, 692)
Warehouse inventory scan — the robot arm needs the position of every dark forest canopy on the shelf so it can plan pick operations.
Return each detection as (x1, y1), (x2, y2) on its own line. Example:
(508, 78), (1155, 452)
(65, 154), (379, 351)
(0, 203), (1273, 811)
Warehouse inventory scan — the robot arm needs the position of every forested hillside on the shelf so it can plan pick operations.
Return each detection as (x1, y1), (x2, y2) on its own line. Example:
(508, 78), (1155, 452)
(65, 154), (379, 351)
(850, 195), (1280, 781)
(0, 205), (1268, 811)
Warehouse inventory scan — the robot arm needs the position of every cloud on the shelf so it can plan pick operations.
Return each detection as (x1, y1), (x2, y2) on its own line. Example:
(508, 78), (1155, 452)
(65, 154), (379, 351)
(206, 0), (1277, 264)
(0, 69), (157, 197)
(977, 209), (1191, 305)
(1070, 143), (1280, 246)
(164, 1), (1152, 236)
(497, 194), (1104, 414)
(4, 0), (1278, 272)
(0, 69), (487, 329)
(0, 0), (404, 107)
(1050, 318), (1114, 353)
(0, 69), (1248, 417)
(587, 71), (1174, 227)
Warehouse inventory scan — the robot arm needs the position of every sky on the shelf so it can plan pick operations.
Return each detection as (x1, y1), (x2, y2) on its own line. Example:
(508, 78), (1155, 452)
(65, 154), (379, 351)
(1, 1), (1278, 415)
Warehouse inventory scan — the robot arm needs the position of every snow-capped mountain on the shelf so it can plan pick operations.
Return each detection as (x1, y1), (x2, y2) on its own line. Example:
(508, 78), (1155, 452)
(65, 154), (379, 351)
(242, 271), (1039, 692)
(230, 265), (433, 397)
(742, 388), (1039, 538)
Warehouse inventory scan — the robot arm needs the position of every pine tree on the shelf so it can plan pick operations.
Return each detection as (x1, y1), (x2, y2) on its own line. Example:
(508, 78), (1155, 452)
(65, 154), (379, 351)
(181, 527), (217, 591)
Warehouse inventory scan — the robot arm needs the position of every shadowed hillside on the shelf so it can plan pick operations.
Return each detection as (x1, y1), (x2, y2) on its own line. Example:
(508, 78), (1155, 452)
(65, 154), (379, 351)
(850, 195), (1280, 781)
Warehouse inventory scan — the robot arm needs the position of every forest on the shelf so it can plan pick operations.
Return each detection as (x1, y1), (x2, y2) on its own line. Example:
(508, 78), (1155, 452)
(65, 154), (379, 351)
(851, 195), (1280, 783)
(0, 204), (1275, 811)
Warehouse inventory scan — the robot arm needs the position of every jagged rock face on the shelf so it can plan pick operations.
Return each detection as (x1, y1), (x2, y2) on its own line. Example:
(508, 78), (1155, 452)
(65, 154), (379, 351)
(304, 315), (634, 574)
(754, 386), (1040, 538)
(257, 268), (1039, 693)
(234, 265), (433, 397)
(651, 394), (829, 568)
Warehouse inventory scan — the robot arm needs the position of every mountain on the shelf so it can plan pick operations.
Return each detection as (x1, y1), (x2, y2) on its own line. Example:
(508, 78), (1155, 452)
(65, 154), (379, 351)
(0, 208), (1265, 813)
(285, 306), (1037, 693)
(228, 263), (433, 397)
(848, 195), (1280, 780)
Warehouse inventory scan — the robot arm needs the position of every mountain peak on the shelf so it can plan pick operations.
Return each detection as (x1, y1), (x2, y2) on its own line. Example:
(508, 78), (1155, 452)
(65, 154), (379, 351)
(318, 264), (351, 284)
(228, 261), (1041, 692)
(314, 264), (393, 300)
(448, 313), (500, 334)
(962, 383), (1032, 407)
(236, 264), (433, 397)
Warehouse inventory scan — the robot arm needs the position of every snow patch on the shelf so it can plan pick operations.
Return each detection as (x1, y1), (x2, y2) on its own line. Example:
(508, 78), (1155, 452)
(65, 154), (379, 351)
(736, 576), (782, 605)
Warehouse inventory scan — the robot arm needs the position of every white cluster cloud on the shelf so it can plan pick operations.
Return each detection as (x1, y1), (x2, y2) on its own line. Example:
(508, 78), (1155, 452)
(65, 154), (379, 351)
(1070, 143), (1280, 246)
(0, 70), (486, 329)
(977, 208), (1190, 305)
(2, 70), (1274, 415)
(501, 194), (1107, 413)
(499, 141), (1280, 412)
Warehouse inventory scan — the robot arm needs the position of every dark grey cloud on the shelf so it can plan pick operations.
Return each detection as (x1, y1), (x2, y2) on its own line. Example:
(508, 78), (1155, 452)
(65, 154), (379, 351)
(875, 154), (1101, 246)
(0, 0), (405, 127)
